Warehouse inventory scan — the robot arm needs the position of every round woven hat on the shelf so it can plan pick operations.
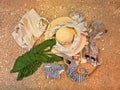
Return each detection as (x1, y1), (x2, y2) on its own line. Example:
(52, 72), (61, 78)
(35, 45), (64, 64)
(45, 17), (87, 56)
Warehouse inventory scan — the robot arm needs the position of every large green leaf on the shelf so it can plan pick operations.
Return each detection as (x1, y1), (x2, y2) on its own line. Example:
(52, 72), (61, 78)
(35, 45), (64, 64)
(37, 54), (63, 63)
(17, 61), (42, 80)
(33, 39), (56, 53)
(10, 51), (36, 73)
(10, 39), (63, 81)
(47, 54), (63, 62)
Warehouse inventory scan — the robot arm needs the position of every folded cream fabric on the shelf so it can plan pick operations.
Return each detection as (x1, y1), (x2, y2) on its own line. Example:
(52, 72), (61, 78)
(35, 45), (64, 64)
(12, 9), (48, 50)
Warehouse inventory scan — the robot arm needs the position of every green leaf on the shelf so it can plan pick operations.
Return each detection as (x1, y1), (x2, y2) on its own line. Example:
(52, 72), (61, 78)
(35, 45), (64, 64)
(33, 39), (56, 53)
(11, 39), (55, 73)
(17, 61), (42, 80)
(47, 54), (63, 62)
(10, 39), (63, 81)
(10, 51), (36, 73)
(37, 54), (63, 63)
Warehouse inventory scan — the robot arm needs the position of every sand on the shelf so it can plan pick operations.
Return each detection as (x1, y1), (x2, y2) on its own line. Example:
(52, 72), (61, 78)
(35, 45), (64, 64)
(0, 0), (120, 90)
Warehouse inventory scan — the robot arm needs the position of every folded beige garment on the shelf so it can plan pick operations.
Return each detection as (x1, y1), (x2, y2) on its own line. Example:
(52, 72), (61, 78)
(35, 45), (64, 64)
(12, 9), (48, 50)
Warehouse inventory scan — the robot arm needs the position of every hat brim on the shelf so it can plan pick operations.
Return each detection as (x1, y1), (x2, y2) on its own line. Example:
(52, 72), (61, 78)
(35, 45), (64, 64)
(45, 17), (87, 56)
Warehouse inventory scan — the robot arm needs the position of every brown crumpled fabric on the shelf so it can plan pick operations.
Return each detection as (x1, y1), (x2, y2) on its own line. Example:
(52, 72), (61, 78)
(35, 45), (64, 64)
(12, 9), (48, 50)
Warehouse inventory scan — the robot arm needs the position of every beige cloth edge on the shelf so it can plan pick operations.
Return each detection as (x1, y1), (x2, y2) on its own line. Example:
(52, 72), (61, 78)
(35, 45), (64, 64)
(12, 9), (48, 50)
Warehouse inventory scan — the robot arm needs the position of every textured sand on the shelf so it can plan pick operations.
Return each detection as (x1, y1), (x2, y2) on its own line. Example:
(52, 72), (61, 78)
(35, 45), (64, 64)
(0, 0), (120, 90)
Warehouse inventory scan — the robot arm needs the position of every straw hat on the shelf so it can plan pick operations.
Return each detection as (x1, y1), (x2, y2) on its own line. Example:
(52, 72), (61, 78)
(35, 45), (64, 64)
(45, 16), (87, 56)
